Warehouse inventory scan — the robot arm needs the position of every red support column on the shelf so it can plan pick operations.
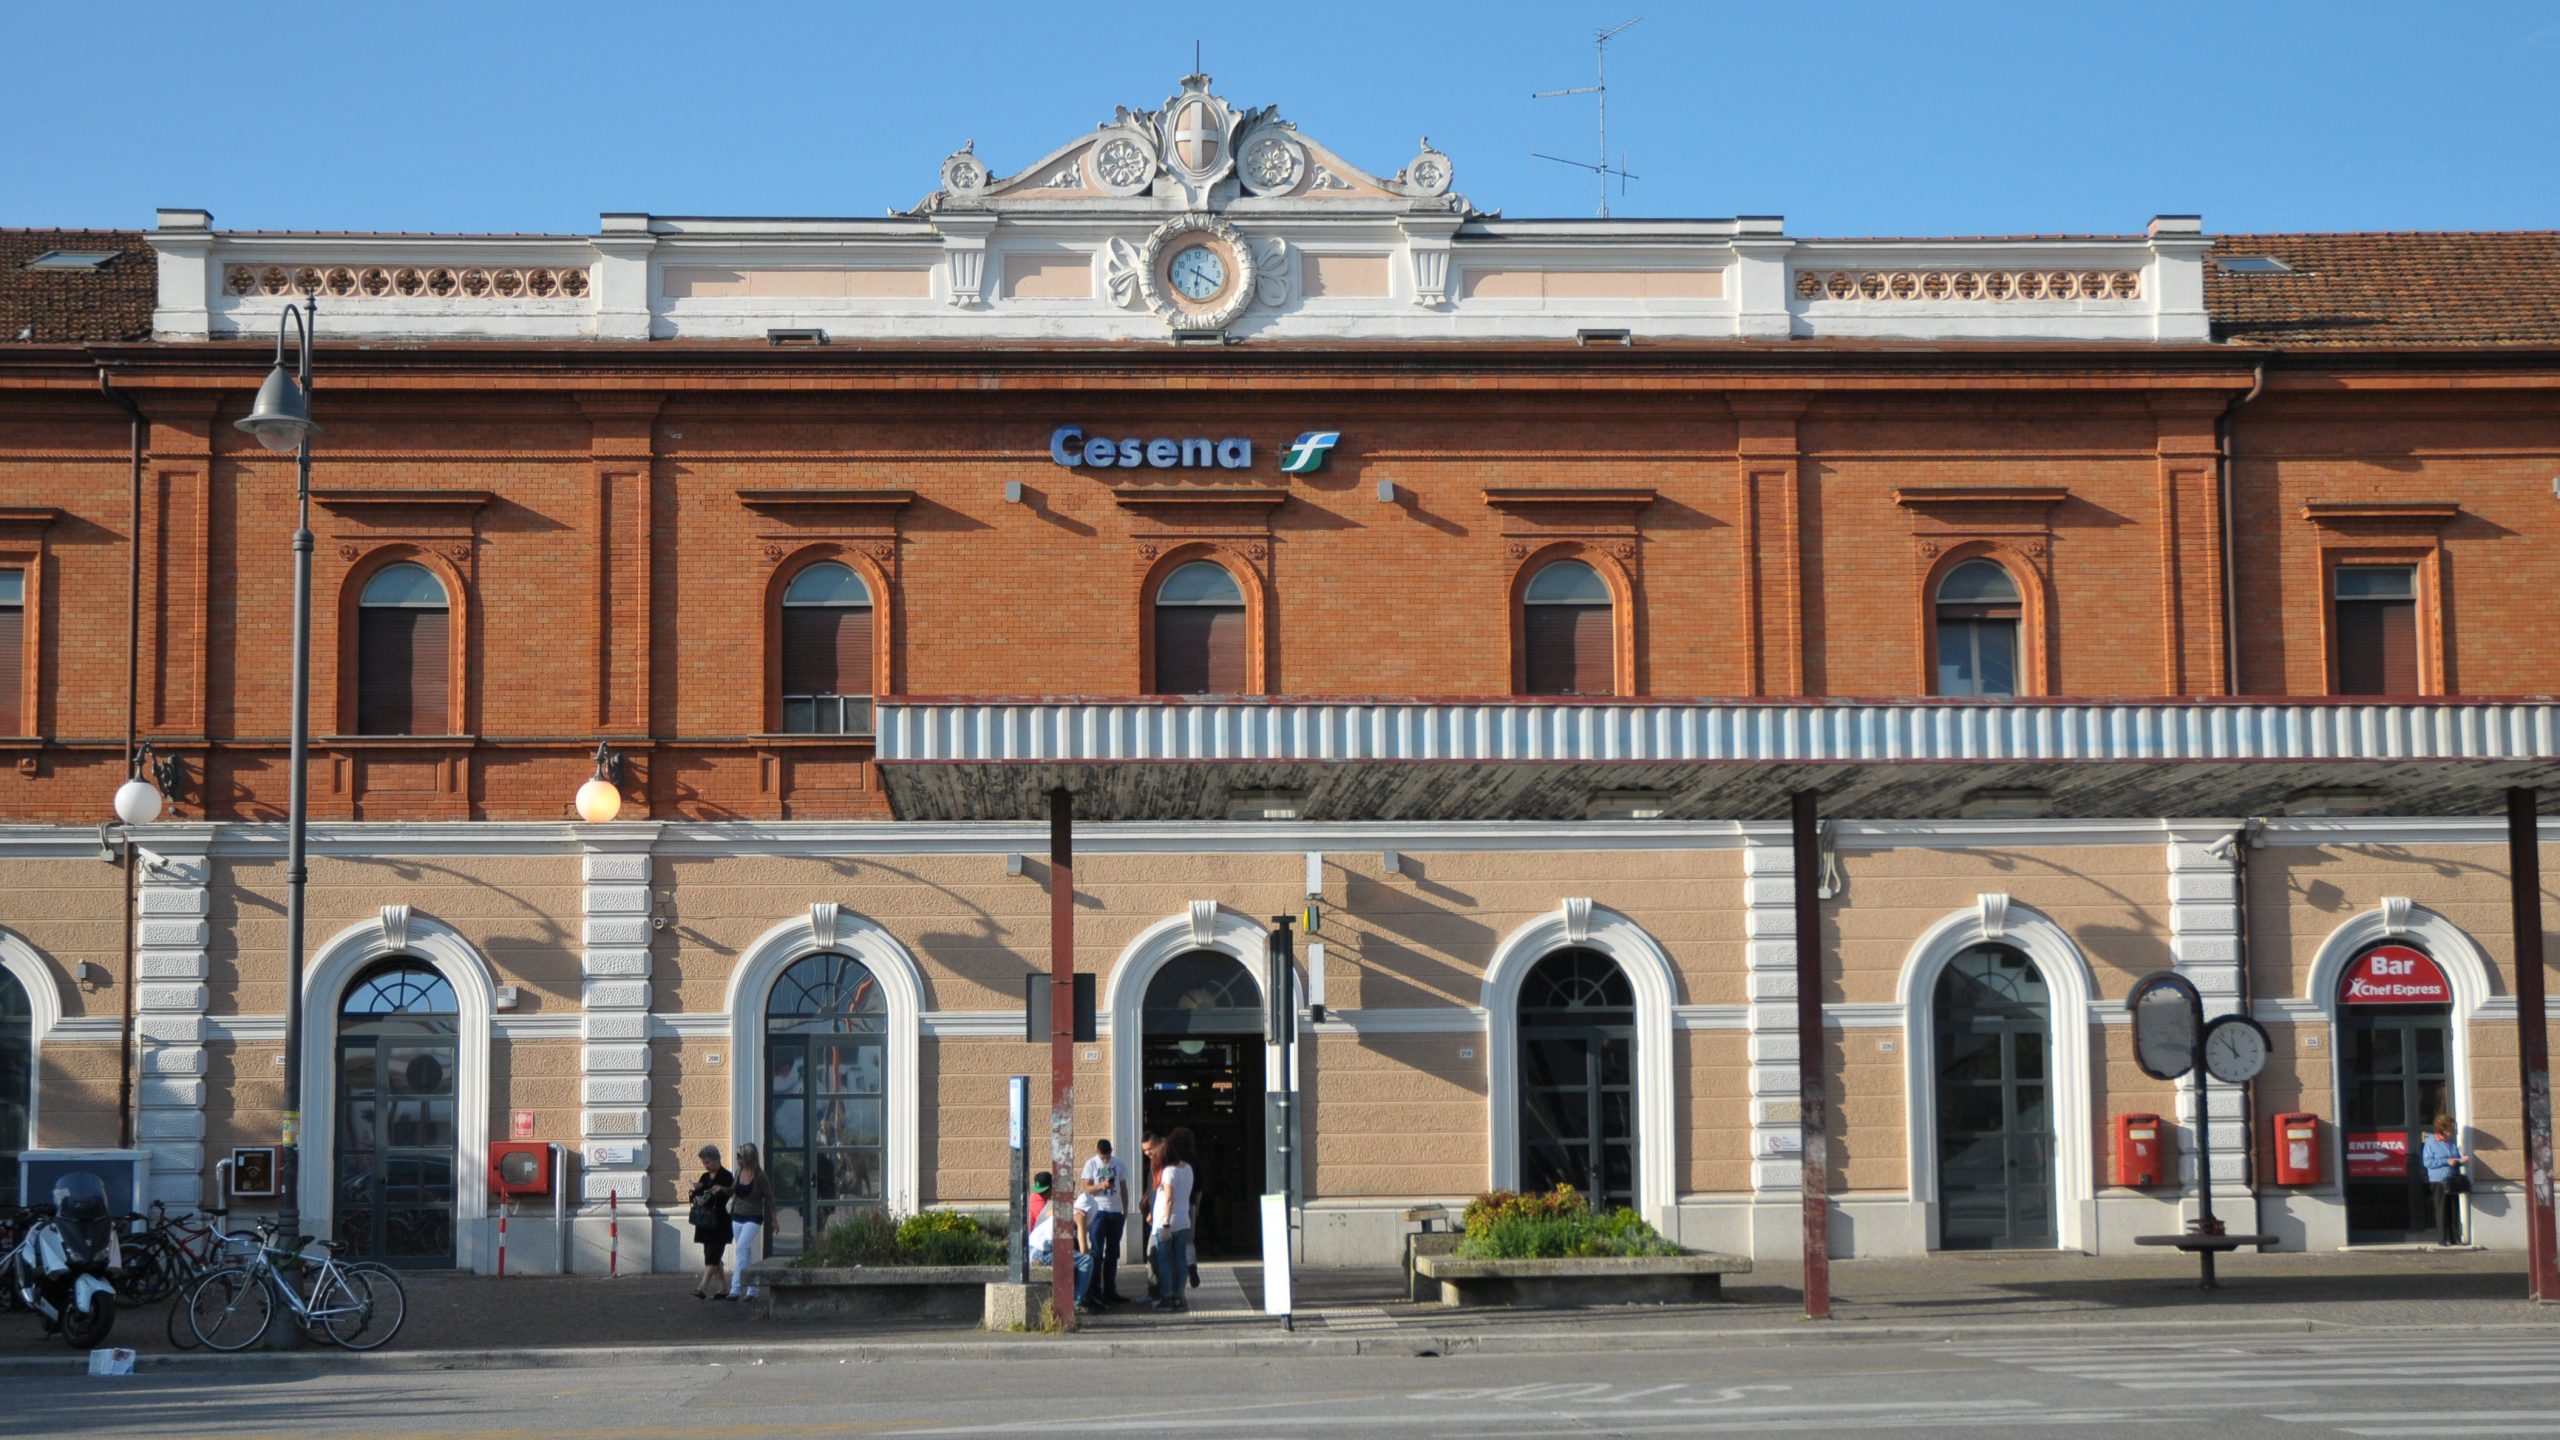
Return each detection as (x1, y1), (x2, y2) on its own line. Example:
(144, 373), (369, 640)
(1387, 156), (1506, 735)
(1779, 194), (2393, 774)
(2508, 787), (2558, 1303)
(1792, 789), (1831, 1319)
(1049, 787), (1080, 1329)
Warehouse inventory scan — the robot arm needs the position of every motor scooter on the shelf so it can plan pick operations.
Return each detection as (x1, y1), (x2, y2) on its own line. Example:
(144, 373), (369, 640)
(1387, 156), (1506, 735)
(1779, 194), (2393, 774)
(3, 1172), (120, 1347)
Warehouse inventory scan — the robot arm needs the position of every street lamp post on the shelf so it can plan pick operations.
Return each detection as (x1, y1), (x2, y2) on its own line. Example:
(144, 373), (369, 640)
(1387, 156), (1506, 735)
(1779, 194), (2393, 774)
(236, 298), (321, 1245)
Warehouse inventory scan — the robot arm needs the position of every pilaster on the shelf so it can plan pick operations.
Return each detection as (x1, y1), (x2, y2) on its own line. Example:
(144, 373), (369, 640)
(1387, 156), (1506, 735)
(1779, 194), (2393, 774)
(2168, 835), (2249, 1187)
(579, 829), (658, 1215)
(1742, 828), (1803, 1197)
(132, 845), (212, 1208)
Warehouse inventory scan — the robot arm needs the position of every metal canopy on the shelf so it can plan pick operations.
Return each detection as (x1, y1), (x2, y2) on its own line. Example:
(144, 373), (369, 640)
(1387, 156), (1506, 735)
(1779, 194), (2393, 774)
(875, 699), (2560, 823)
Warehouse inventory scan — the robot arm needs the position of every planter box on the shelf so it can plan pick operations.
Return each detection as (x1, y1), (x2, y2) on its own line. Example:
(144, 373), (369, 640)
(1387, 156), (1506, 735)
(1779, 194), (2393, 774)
(745, 1262), (1005, 1322)
(1412, 1252), (1751, 1308)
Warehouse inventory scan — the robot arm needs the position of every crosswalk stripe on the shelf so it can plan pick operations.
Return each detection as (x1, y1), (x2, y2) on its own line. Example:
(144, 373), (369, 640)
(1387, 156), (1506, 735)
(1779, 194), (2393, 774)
(2015, 1360), (2557, 1380)
(2111, 1373), (2560, 1392)
(2278, 1413), (2560, 1425)
(2331, 1428), (2560, 1437)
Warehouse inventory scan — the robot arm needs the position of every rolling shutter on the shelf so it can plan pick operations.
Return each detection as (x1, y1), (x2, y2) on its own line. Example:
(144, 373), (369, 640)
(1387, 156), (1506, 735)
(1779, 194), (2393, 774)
(1155, 605), (1245, 695)
(1525, 604), (1612, 696)
(782, 606), (875, 699)
(2336, 600), (2418, 695)
(0, 605), (20, 734)
(357, 607), (449, 735)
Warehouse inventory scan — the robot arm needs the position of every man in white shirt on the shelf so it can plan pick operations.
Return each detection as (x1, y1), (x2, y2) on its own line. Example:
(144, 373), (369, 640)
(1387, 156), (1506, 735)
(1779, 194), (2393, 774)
(1029, 1201), (1100, 1315)
(1077, 1138), (1130, 1304)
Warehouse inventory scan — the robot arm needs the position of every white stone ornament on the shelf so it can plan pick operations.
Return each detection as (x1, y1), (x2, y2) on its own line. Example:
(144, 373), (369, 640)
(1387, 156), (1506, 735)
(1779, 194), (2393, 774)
(1092, 131), (1157, 198)
(1251, 235), (1291, 308)
(1135, 213), (1259, 333)
(939, 143), (989, 199)
(1157, 75), (1241, 205)
(1402, 138), (1453, 198)
(1102, 237), (1147, 309)
(1237, 129), (1306, 195)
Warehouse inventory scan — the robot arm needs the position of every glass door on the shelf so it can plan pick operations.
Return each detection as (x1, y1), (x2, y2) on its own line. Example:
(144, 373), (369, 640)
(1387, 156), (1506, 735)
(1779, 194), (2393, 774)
(334, 963), (459, 1268)
(768, 1032), (886, 1252)
(1933, 946), (2055, 1250)
(1518, 1028), (1636, 1211)
(2343, 1007), (2453, 1242)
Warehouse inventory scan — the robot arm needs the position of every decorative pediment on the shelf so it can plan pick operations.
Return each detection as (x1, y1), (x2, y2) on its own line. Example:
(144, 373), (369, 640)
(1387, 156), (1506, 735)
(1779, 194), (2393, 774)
(917, 74), (1467, 217)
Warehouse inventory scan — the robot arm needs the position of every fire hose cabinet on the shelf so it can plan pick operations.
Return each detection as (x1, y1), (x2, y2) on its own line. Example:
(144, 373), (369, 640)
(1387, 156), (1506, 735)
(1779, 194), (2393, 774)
(488, 1141), (552, 1197)
(2271, 1112), (2322, 1186)
(2113, 1112), (2166, 1188)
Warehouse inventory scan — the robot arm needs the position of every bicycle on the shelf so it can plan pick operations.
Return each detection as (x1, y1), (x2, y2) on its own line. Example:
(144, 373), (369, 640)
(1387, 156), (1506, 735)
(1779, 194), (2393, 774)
(119, 1206), (262, 1350)
(181, 1226), (407, 1352)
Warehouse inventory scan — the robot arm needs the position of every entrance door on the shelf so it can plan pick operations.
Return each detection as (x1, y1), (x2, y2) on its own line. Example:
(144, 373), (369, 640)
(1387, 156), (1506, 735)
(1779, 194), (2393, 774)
(1141, 951), (1267, 1258)
(764, 953), (888, 1254)
(334, 963), (459, 1268)
(1933, 944), (2056, 1250)
(0, 967), (30, 1206)
(1516, 948), (1637, 1211)
(2342, 1007), (2453, 1242)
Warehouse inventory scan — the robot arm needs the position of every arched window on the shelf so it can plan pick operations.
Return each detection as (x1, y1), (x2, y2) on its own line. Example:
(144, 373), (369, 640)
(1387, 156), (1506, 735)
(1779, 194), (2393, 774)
(1523, 559), (1613, 696)
(336, 960), (459, 1265)
(1516, 947), (1636, 1210)
(1932, 943), (2053, 1249)
(780, 561), (875, 735)
(766, 952), (888, 1250)
(0, 965), (30, 1206)
(0, 568), (24, 736)
(1152, 561), (1246, 696)
(1934, 560), (2021, 698)
(356, 563), (451, 735)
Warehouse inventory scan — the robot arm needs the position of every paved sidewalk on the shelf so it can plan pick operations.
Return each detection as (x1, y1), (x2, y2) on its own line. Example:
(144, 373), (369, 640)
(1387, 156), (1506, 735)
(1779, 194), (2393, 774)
(3, 1248), (2544, 1372)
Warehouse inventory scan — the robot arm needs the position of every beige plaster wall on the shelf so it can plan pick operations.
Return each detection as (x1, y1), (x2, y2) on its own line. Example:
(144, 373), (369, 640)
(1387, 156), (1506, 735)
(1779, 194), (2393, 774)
(924, 1036), (1112, 1205)
(2244, 841), (2556, 1002)
(37, 1040), (121, 1149)
(2, 857), (128, 1020)
(1308, 1032), (1482, 1197)
(1831, 843), (2172, 1006)
(1679, 1029), (1752, 1194)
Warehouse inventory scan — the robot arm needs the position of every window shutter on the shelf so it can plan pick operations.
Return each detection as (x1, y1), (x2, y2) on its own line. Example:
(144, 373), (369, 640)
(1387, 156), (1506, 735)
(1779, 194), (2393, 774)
(358, 607), (448, 735)
(1526, 604), (1611, 696)
(1154, 608), (1212, 695)
(835, 607), (874, 696)
(2338, 600), (2417, 695)
(0, 607), (20, 734)
(782, 606), (872, 698)
(1202, 606), (1245, 694)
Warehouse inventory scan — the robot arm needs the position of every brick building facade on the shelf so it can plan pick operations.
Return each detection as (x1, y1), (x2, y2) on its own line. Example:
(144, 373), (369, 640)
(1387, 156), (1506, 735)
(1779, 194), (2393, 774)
(0, 76), (2554, 1272)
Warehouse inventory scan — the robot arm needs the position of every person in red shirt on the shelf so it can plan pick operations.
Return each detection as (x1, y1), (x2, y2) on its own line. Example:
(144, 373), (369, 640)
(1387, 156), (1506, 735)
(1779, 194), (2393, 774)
(1027, 1171), (1052, 1231)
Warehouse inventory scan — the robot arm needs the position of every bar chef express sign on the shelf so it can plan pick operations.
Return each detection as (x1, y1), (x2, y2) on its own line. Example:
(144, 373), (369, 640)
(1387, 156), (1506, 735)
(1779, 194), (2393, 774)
(1050, 425), (1339, 476)
(2339, 944), (2452, 1006)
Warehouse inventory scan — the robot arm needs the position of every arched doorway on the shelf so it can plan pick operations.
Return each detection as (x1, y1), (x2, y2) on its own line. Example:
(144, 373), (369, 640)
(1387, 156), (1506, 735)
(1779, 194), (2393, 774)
(1932, 943), (2055, 1250)
(1141, 951), (1266, 1258)
(2338, 941), (2457, 1243)
(334, 961), (460, 1267)
(1516, 948), (1638, 1210)
(764, 952), (889, 1254)
(0, 966), (30, 1205)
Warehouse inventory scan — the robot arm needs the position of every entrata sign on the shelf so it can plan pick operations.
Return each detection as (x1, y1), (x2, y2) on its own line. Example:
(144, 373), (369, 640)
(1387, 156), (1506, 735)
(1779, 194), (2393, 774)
(2340, 944), (2451, 1006)
(2345, 1128), (2411, 1178)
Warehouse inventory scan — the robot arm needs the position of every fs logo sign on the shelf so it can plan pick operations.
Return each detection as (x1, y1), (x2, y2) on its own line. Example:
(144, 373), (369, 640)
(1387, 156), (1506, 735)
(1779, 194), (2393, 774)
(1279, 431), (1340, 475)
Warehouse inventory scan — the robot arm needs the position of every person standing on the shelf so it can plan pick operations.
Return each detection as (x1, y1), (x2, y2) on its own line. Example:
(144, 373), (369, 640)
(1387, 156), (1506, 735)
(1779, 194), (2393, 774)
(686, 1144), (735, 1300)
(1148, 1126), (1196, 1312)
(2422, 1115), (2474, 1247)
(1078, 1138), (1130, 1304)
(725, 1142), (770, 1306)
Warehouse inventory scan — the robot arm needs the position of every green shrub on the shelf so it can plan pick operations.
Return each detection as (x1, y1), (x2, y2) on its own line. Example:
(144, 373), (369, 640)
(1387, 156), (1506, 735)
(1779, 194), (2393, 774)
(1455, 1185), (1683, 1260)
(797, 1209), (1006, 1268)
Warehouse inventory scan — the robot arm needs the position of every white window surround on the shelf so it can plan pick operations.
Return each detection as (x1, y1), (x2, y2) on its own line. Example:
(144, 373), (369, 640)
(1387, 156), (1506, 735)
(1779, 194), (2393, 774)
(1483, 901), (1681, 1229)
(1103, 903), (1306, 1215)
(297, 910), (497, 1246)
(1895, 897), (2099, 1253)
(0, 928), (65, 1153)
(722, 908), (926, 1217)
(2301, 901), (2496, 1175)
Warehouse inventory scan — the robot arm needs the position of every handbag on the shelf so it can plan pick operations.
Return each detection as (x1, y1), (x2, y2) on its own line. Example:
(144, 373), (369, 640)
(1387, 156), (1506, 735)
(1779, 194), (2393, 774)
(2446, 1168), (2473, 1196)
(688, 1199), (718, 1227)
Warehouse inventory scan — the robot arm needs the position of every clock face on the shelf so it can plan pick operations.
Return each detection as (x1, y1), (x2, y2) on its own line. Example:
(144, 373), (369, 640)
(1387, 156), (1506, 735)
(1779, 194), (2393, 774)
(1168, 244), (1227, 301)
(2131, 986), (2197, 1081)
(2202, 1015), (2271, 1084)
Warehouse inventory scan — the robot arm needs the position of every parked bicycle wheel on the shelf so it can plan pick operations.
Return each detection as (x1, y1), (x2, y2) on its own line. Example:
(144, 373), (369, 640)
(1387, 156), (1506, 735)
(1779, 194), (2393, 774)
(117, 1233), (182, 1305)
(318, 1263), (406, 1351)
(184, 1266), (276, 1352)
(165, 1279), (201, 1350)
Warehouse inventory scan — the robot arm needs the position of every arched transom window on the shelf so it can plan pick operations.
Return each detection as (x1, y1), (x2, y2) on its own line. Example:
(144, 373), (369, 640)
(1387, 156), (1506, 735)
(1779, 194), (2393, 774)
(357, 563), (451, 735)
(1152, 561), (1246, 696)
(1523, 559), (1614, 697)
(780, 562), (875, 735)
(1934, 560), (2021, 699)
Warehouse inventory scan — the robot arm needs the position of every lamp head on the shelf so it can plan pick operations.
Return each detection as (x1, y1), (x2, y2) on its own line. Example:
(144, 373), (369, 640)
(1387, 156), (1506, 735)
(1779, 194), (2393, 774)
(574, 741), (624, 823)
(234, 364), (319, 454)
(113, 776), (163, 827)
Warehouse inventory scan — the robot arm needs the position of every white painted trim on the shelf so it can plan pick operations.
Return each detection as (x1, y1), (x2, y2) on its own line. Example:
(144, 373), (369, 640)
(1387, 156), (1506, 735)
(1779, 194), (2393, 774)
(921, 1011), (1031, 1039)
(1829, 1003), (1906, 1029)
(721, 909), (926, 1217)
(1104, 905), (1296, 1182)
(1482, 903), (1681, 1230)
(1308, 1007), (1485, 1036)
(299, 911), (499, 1244)
(1673, 1004), (1752, 1030)
(48, 1017), (122, 1042)
(1895, 901), (2098, 1253)
(2302, 902), (2494, 1173)
(1834, 819), (2177, 849)
(205, 1016), (286, 1043)
(493, 1014), (583, 1040)
(0, 928), (66, 1153)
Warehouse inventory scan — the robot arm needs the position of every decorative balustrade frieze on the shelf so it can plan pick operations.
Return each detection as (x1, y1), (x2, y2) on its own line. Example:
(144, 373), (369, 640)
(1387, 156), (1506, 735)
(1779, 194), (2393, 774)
(224, 263), (592, 302)
(1793, 268), (2141, 302)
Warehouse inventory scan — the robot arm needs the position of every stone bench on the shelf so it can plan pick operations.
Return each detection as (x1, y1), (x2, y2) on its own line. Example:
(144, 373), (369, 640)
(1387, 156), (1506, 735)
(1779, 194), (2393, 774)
(745, 1263), (1007, 1323)
(1412, 1252), (1752, 1308)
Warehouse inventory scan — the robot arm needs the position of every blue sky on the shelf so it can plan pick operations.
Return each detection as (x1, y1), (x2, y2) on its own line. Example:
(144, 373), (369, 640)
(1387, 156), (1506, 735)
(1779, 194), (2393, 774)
(9, 1), (2558, 236)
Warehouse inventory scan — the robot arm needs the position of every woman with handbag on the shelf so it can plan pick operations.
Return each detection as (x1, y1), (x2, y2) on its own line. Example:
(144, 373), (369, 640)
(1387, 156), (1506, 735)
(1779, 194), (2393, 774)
(686, 1144), (735, 1299)
(2422, 1115), (2474, 1248)
(725, 1143), (770, 1305)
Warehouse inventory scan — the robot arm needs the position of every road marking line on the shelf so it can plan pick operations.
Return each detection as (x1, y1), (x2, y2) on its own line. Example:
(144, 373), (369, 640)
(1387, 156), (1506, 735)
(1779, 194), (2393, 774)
(2113, 1375), (2560, 1392)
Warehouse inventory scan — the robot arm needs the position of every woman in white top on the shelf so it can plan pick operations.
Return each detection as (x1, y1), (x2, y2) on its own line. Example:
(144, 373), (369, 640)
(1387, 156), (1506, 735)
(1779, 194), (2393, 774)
(1148, 1126), (1196, 1312)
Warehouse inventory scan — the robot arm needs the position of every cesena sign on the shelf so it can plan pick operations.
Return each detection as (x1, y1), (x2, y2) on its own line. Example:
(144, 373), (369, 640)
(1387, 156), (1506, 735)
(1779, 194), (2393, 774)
(1049, 425), (1339, 475)
(2339, 943), (2451, 1006)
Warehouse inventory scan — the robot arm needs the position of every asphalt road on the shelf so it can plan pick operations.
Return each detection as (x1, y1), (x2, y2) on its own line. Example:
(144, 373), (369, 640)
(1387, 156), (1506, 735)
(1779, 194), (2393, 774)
(16, 1327), (2559, 1438)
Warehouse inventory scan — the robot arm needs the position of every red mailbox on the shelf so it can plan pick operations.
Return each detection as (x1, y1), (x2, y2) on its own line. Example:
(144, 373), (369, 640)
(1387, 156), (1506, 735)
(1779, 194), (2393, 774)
(2113, 1112), (2166, 1188)
(488, 1141), (552, 1197)
(2271, 1111), (2322, 1186)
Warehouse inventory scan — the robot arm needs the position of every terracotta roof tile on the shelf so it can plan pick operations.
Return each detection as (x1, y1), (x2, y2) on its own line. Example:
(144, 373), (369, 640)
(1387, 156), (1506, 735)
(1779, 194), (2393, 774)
(2207, 231), (2560, 348)
(0, 229), (155, 343)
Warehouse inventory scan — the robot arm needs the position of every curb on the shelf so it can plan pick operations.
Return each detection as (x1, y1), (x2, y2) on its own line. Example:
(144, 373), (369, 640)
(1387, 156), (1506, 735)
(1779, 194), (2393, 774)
(5, 1312), (2552, 1376)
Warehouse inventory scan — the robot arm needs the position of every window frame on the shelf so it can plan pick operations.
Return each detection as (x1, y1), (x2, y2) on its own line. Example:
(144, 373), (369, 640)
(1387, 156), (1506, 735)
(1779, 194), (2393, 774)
(0, 558), (35, 739)
(1508, 544), (1634, 698)
(763, 547), (894, 734)
(1918, 547), (2045, 699)
(1138, 546), (1265, 697)
(2321, 547), (2442, 697)
(335, 548), (467, 738)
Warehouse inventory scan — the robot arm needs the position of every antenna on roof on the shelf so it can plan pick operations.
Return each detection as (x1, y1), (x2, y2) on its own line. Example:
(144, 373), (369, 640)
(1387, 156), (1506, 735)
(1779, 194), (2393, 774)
(1532, 17), (1642, 218)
